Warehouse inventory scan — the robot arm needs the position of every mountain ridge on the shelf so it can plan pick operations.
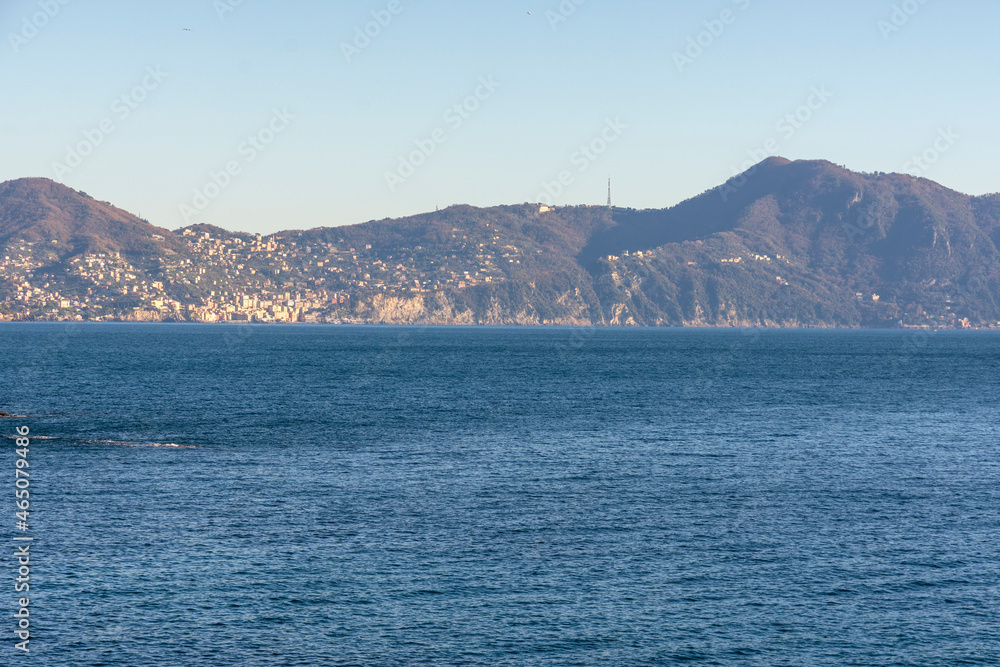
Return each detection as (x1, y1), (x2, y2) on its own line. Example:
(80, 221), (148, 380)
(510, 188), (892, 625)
(1, 159), (999, 328)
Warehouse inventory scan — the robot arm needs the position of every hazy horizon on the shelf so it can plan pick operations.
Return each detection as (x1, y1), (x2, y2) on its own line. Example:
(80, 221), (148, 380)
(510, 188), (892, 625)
(4, 0), (998, 234)
(6, 153), (994, 238)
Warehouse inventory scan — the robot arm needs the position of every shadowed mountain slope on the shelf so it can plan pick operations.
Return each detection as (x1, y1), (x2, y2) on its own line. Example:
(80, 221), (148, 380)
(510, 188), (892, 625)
(0, 178), (183, 257)
(2, 162), (998, 327)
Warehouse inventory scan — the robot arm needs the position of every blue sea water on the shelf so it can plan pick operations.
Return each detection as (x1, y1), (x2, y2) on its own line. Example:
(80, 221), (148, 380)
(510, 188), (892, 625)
(1, 323), (999, 666)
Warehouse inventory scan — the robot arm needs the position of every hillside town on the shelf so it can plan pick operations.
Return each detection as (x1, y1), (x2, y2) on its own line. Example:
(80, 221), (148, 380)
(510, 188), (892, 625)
(0, 225), (525, 323)
(2, 225), (995, 328)
(4, 169), (1000, 329)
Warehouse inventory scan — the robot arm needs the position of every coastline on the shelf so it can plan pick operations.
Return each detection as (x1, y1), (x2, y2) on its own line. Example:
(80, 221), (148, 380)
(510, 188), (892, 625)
(0, 318), (996, 330)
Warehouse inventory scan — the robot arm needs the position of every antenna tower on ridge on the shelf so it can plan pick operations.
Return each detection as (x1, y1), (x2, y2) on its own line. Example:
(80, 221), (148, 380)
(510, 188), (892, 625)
(607, 177), (612, 209)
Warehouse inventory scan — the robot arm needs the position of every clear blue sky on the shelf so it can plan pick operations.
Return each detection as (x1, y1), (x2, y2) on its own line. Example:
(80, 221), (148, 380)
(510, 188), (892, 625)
(3, 0), (997, 235)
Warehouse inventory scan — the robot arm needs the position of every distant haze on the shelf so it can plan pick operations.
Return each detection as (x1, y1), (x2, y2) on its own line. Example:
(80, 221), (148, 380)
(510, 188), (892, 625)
(2, 0), (998, 234)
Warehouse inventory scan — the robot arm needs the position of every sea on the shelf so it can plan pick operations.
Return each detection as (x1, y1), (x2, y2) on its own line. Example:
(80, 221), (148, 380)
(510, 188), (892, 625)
(1, 323), (998, 666)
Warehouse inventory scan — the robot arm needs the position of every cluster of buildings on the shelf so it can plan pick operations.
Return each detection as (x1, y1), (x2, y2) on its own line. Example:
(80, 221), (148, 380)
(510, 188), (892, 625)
(8, 226), (996, 328)
(0, 226), (521, 323)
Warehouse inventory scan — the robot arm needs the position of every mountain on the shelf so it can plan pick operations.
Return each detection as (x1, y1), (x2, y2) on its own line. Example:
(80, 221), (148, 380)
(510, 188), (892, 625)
(0, 178), (184, 256)
(584, 157), (1000, 326)
(289, 203), (615, 324)
(1, 161), (999, 327)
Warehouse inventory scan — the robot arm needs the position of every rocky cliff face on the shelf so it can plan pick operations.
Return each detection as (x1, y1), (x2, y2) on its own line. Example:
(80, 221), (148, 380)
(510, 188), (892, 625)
(346, 290), (594, 326)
